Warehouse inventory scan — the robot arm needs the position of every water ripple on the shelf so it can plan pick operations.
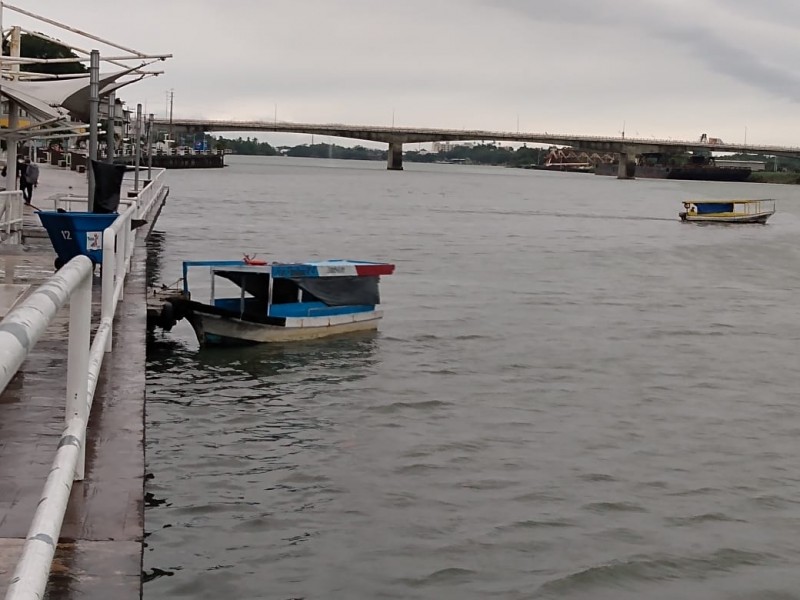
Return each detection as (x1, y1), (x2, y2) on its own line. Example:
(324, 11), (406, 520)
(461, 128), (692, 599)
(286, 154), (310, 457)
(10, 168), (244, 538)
(144, 158), (800, 600)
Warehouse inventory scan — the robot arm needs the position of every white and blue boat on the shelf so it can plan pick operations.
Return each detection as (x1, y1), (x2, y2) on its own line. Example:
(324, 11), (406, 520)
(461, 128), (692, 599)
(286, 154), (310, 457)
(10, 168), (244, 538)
(172, 257), (395, 346)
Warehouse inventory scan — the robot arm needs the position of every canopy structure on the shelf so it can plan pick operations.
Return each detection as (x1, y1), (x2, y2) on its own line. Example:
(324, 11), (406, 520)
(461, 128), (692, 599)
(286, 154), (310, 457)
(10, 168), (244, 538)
(0, 3), (171, 146)
(5, 66), (143, 121)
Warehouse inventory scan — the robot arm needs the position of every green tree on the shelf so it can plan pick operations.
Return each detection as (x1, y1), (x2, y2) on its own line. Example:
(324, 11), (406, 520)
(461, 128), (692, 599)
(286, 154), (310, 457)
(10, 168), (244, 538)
(3, 33), (87, 75)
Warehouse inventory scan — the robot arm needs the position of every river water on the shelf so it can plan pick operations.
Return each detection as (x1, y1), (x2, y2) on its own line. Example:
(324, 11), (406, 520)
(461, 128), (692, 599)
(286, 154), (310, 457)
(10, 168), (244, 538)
(144, 156), (800, 599)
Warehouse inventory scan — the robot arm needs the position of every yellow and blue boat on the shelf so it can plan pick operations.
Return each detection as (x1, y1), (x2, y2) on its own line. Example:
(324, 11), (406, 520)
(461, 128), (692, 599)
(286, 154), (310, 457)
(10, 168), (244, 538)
(679, 199), (775, 224)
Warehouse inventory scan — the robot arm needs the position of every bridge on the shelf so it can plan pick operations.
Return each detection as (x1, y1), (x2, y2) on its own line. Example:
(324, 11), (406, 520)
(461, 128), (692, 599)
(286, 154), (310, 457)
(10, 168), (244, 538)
(153, 118), (800, 176)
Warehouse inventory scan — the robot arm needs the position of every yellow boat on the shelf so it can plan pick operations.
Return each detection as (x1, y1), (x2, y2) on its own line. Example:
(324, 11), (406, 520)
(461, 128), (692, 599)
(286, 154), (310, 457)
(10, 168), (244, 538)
(679, 199), (775, 224)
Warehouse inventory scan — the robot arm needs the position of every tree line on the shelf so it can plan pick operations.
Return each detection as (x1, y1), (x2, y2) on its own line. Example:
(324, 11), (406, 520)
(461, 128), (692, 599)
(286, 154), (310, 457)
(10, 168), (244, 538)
(207, 135), (548, 166)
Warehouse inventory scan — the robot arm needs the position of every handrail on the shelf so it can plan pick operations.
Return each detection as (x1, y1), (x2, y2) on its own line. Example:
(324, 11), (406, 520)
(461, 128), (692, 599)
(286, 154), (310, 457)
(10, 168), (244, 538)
(0, 190), (24, 243)
(0, 256), (93, 600)
(2, 168), (167, 600)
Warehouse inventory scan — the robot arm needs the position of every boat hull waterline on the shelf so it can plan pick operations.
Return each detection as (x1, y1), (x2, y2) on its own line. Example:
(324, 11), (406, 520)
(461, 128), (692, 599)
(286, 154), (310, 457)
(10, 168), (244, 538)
(188, 308), (384, 346)
(679, 211), (774, 224)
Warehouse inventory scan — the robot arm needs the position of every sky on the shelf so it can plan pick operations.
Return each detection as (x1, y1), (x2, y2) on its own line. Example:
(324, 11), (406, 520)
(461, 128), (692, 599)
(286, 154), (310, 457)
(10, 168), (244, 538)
(8, 0), (800, 148)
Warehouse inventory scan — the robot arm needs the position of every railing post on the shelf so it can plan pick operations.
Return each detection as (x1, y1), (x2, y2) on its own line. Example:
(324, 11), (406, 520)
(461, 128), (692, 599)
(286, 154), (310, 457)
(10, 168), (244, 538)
(116, 225), (126, 301)
(66, 269), (91, 480)
(101, 228), (116, 352)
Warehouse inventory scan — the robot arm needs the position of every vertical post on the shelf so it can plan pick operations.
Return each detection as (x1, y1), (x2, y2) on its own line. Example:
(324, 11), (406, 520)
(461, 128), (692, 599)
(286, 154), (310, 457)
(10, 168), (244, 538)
(134, 103), (142, 192)
(0, 4), (3, 189)
(101, 229), (115, 352)
(147, 114), (153, 180)
(106, 91), (115, 163)
(66, 270), (91, 480)
(4, 26), (20, 194)
(88, 50), (100, 211)
(116, 225), (126, 301)
(168, 89), (174, 144)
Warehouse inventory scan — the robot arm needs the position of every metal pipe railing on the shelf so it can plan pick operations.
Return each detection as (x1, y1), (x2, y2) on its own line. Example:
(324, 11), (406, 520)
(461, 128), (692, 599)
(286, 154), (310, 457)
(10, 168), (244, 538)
(2, 170), (167, 599)
(0, 190), (24, 242)
(0, 256), (93, 600)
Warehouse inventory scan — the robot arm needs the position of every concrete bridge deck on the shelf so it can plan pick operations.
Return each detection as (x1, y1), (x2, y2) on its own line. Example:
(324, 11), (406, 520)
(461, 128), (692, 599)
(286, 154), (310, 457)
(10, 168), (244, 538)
(154, 117), (800, 172)
(0, 165), (166, 598)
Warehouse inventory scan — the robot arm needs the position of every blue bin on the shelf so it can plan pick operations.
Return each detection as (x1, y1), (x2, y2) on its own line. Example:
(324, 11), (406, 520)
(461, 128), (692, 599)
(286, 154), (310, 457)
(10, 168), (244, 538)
(37, 211), (118, 267)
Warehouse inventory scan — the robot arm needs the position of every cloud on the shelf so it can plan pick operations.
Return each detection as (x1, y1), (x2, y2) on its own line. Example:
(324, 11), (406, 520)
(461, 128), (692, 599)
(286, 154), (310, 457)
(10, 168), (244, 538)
(11, 1), (800, 145)
(491, 0), (800, 103)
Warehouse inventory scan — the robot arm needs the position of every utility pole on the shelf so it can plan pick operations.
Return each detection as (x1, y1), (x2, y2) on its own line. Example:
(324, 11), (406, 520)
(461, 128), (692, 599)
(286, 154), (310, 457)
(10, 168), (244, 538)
(88, 49), (100, 211)
(134, 103), (141, 192)
(168, 89), (174, 144)
(4, 26), (20, 195)
(147, 113), (153, 180)
(106, 91), (115, 163)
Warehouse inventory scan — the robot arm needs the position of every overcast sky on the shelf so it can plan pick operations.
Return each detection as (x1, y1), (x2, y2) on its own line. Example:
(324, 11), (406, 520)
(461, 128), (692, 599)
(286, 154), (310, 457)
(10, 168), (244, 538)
(11, 0), (800, 148)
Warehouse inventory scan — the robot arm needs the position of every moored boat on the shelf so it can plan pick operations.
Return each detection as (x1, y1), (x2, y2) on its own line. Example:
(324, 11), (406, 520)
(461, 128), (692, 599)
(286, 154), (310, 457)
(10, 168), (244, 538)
(171, 258), (395, 346)
(679, 199), (775, 224)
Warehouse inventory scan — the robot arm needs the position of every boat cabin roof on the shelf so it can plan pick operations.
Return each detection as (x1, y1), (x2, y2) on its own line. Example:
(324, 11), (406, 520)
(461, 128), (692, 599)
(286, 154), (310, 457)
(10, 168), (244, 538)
(182, 259), (395, 282)
(684, 198), (773, 204)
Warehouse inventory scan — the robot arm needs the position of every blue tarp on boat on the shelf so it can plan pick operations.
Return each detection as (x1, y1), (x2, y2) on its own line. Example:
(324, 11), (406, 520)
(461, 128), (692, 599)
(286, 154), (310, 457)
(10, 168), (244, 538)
(696, 203), (733, 214)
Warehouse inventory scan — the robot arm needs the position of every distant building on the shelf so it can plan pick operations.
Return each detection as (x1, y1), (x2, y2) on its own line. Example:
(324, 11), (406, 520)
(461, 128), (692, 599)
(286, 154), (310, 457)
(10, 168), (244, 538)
(715, 159), (766, 171)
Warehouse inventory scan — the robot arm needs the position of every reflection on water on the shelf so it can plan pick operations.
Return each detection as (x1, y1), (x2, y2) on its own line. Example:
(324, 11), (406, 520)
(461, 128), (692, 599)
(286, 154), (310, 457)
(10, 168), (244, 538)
(145, 230), (166, 289)
(147, 329), (380, 381)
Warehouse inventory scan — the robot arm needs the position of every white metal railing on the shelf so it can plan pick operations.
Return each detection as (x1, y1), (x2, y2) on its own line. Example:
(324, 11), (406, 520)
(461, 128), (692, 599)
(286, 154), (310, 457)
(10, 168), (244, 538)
(0, 190), (24, 243)
(51, 167), (167, 212)
(1, 169), (167, 600)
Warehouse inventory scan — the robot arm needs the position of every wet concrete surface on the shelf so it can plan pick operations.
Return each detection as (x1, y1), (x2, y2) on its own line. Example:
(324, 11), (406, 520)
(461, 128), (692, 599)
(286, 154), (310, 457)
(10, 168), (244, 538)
(0, 166), (166, 598)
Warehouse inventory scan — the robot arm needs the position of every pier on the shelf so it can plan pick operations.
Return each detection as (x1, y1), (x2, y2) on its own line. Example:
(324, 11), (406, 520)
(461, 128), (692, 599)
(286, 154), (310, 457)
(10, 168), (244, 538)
(38, 149), (224, 171)
(0, 164), (168, 598)
(0, 5), (173, 594)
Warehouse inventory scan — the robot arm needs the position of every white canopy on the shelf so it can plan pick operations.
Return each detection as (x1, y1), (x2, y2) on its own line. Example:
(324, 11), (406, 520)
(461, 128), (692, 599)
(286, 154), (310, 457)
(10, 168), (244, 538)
(2, 66), (141, 122)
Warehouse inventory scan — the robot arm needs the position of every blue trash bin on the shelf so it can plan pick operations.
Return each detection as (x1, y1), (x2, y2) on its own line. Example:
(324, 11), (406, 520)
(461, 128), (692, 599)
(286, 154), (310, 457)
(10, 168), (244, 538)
(37, 211), (118, 268)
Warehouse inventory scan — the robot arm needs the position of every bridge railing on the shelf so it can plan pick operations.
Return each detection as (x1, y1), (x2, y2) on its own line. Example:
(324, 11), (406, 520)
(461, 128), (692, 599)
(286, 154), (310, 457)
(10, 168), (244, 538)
(0, 170), (167, 600)
(156, 118), (800, 153)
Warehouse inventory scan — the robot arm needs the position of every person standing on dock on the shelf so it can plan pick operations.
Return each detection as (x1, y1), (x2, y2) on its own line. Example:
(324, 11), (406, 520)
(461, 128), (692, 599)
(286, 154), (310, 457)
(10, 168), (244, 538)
(21, 158), (39, 205)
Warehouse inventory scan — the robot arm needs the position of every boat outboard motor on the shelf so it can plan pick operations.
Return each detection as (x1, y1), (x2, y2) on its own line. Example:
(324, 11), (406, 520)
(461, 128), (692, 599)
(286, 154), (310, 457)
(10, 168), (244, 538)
(91, 160), (126, 214)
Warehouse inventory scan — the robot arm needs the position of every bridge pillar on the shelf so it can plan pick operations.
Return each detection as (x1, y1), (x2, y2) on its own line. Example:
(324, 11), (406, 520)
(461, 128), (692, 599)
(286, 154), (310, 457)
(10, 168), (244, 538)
(617, 152), (636, 179)
(387, 142), (403, 170)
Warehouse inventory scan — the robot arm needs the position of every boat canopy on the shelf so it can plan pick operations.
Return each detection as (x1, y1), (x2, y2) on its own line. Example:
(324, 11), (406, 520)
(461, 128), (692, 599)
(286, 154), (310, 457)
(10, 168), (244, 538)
(182, 259), (393, 283)
(685, 198), (773, 204)
(181, 259), (394, 305)
(216, 270), (381, 306)
(681, 198), (776, 219)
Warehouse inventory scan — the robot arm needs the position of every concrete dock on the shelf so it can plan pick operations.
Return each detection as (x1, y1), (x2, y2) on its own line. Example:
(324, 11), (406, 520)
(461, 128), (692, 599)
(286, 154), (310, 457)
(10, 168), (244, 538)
(0, 164), (167, 598)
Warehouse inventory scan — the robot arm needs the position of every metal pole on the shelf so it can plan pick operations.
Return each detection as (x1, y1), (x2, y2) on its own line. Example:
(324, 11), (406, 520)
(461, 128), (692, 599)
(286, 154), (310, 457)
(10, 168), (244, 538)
(134, 103), (141, 192)
(147, 113), (153, 180)
(0, 2), (3, 188)
(4, 25), (20, 195)
(101, 228), (116, 352)
(168, 89), (174, 144)
(106, 91), (115, 163)
(88, 49), (99, 211)
(66, 269), (91, 480)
